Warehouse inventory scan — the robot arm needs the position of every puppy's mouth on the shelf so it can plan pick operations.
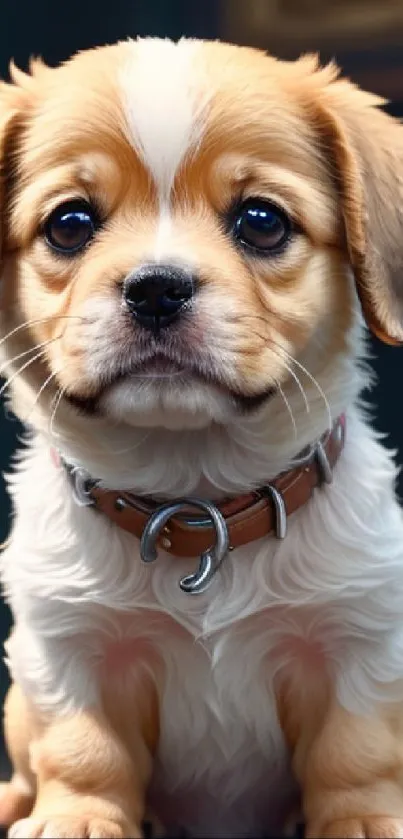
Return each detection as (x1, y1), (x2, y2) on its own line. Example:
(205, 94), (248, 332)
(64, 355), (276, 417)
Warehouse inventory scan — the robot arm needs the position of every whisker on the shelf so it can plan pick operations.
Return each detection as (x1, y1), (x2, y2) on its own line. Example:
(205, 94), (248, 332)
(286, 354), (332, 434)
(228, 324), (328, 427)
(264, 336), (331, 431)
(49, 385), (67, 438)
(26, 366), (63, 426)
(46, 361), (81, 437)
(276, 379), (297, 440)
(265, 343), (310, 415)
(0, 349), (49, 401)
(222, 323), (312, 418)
(49, 375), (153, 457)
(282, 360), (310, 414)
(228, 320), (325, 425)
(0, 336), (60, 376)
(0, 315), (85, 351)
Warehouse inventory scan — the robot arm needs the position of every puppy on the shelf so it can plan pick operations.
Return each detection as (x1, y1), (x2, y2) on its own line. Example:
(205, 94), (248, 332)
(1, 37), (403, 839)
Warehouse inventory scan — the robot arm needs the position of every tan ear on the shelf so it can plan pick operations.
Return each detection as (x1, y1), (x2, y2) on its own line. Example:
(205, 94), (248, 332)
(310, 75), (403, 345)
(0, 65), (37, 309)
(0, 108), (22, 311)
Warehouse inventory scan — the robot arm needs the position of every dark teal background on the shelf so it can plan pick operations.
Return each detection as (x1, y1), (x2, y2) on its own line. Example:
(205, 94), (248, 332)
(1, 0), (403, 776)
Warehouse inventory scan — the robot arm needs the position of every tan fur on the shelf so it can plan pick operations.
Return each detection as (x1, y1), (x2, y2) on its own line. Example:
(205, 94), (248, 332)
(2, 39), (403, 838)
(1, 680), (158, 837)
(277, 670), (403, 837)
(0, 686), (35, 824)
(300, 702), (403, 837)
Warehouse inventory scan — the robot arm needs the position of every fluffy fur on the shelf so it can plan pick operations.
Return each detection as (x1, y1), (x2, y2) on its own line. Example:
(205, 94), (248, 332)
(1, 37), (403, 839)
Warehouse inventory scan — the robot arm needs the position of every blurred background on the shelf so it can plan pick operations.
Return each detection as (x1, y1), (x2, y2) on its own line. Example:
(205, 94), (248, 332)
(1, 0), (403, 776)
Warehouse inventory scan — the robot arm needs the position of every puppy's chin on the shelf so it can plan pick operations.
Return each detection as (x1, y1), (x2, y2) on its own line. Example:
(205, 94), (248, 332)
(98, 378), (234, 430)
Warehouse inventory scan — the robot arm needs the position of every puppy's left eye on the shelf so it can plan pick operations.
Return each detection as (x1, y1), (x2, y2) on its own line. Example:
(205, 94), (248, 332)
(44, 199), (99, 255)
(233, 199), (291, 254)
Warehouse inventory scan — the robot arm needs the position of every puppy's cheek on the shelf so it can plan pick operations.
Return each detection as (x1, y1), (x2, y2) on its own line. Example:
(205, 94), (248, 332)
(241, 252), (352, 391)
(38, 294), (121, 396)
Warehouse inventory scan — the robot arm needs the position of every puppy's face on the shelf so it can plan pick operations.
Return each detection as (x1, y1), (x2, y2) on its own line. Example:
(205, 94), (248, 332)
(1, 40), (403, 432)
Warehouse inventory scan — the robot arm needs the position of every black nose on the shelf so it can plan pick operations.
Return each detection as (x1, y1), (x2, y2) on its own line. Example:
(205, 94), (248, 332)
(123, 264), (195, 331)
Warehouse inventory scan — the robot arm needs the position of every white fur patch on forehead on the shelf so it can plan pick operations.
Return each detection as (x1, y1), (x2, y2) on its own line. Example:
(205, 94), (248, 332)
(120, 38), (209, 204)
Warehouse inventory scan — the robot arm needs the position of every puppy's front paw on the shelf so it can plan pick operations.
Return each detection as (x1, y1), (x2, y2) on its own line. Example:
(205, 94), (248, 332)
(307, 817), (403, 838)
(8, 815), (142, 839)
(0, 779), (33, 827)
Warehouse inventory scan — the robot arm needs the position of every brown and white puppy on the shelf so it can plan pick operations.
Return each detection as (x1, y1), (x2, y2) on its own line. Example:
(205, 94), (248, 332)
(1, 37), (403, 839)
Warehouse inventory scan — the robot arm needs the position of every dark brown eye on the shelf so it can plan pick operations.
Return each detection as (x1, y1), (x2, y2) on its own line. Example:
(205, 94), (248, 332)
(233, 198), (291, 254)
(44, 199), (99, 255)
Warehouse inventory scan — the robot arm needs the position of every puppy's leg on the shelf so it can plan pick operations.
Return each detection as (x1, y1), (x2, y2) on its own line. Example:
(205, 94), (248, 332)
(0, 683), (35, 827)
(279, 681), (403, 838)
(10, 664), (158, 839)
(10, 685), (158, 839)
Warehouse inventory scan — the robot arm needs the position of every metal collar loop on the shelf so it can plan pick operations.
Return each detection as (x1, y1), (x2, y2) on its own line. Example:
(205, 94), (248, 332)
(140, 498), (230, 594)
(68, 466), (97, 507)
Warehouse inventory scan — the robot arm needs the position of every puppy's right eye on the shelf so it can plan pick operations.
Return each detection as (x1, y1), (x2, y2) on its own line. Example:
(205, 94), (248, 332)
(44, 199), (99, 255)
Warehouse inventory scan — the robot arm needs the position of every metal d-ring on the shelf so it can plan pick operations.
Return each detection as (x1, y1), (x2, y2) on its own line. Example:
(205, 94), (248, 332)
(315, 440), (333, 484)
(68, 465), (96, 507)
(140, 498), (230, 595)
(260, 484), (287, 539)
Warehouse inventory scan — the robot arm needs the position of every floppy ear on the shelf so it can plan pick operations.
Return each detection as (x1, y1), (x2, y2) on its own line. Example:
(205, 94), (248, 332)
(0, 63), (39, 308)
(310, 75), (403, 345)
(0, 105), (21, 311)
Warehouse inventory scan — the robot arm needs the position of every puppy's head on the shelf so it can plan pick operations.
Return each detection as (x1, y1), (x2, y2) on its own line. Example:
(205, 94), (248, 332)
(1, 39), (403, 433)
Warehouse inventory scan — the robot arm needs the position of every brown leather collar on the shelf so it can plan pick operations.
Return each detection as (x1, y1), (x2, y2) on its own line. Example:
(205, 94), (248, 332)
(58, 416), (345, 559)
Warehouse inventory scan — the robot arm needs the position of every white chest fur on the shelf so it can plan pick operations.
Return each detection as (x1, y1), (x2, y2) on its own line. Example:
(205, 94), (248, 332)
(3, 407), (403, 836)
